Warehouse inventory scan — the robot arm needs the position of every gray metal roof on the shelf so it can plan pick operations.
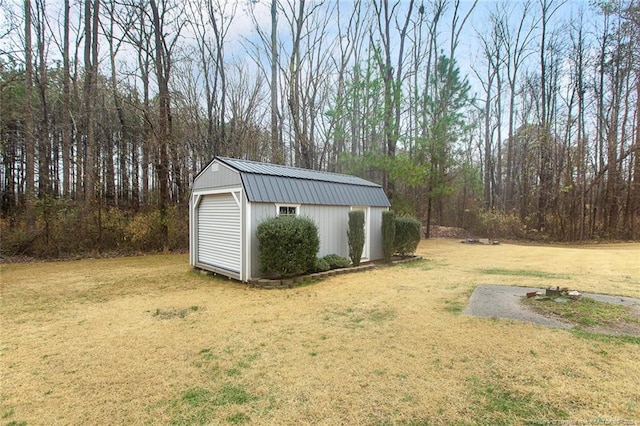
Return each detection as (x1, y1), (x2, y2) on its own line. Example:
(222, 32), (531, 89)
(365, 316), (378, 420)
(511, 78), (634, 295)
(216, 157), (390, 207)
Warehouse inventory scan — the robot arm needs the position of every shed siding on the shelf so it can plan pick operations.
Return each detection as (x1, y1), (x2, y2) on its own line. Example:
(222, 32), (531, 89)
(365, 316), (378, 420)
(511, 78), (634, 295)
(368, 207), (387, 260)
(300, 205), (350, 257)
(249, 203), (358, 279)
(191, 157), (392, 281)
(193, 161), (241, 191)
(249, 203), (275, 278)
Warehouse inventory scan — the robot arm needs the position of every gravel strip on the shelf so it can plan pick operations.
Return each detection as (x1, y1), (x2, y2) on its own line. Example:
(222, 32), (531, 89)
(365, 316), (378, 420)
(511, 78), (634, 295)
(463, 284), (640, 329)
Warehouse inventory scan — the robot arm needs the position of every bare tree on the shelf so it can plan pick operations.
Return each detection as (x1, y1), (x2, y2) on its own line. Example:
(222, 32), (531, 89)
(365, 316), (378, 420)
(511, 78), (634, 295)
(499, 1), (538, 210)
(245, 0), (283, 164)
(536, 0), (565, 231)
(281, 0), (335, 169)
(149, 0), (185, 248)
(473, 13), (501, 209)
(82, 0), (100, 202)
(567, 8), (588, 239)
(61, 0), (71, 198)
(24, 0), (35, 227)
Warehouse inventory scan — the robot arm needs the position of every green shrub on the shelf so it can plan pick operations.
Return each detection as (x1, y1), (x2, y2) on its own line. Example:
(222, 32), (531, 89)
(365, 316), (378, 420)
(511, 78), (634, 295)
(381, 210), (396, 263)
(322, 254), (351, 269)
(256, 216), (319, 278)
(347, 210), (365, 266)
(314, 257), (330, 272)
(394, 216), (421, 257)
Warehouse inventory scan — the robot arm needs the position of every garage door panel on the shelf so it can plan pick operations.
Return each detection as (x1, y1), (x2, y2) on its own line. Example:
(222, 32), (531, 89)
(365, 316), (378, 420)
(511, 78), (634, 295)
(197, 193), (241, 274)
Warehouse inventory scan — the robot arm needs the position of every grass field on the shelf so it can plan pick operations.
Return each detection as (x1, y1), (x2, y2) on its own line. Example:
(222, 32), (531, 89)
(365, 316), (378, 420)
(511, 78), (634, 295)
(1, 240), (639, 425)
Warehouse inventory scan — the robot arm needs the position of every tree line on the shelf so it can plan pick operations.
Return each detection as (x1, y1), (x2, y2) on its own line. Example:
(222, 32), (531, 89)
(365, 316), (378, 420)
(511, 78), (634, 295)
(1, 0), (638, 257)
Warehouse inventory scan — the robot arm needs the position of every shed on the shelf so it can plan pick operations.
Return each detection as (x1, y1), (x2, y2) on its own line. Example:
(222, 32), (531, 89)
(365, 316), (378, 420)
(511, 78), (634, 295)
(189, 156), (391, 282)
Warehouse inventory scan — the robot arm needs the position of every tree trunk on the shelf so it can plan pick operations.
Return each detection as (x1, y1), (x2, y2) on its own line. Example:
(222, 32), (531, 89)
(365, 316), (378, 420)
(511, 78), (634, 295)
(270, 0), (281, 164)
(62, 0), (71, 198)
(24, 0), (36, 227)
(150, 0), (170, 250)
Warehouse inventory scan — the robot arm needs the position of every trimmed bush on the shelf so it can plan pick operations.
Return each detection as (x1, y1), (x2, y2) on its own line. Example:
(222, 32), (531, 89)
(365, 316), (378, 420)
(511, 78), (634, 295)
(256, 216), (319, 278)
(347, 210), (365, 266)
(394, 216), (421, 257)
(313, 257), (330, 272)
(322, 254), (351, 269)
(381, 210), (396, 263)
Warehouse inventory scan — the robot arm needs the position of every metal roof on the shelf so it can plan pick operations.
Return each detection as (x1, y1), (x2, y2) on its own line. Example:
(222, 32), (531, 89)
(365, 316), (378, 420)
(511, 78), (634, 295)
(216, 157), (390, 207)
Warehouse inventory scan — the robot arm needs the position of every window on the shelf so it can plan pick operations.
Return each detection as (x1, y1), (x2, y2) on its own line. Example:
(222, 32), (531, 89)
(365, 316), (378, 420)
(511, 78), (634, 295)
(277, 205), (299, 217)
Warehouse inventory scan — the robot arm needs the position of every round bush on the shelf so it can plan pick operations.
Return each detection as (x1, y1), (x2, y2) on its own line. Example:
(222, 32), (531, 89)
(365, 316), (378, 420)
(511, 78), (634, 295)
(256, 216), (320, 278)
(314, 257), (330, 272)
(322, 253), (351, 269)
(394, 216), (421, 257)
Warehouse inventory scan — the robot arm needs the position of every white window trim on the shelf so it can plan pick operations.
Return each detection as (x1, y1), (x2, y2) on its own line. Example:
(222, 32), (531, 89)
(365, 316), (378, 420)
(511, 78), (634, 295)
(275, 204), (300, 217)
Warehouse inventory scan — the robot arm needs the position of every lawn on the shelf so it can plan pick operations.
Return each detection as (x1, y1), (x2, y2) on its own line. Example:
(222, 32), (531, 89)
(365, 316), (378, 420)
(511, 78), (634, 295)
(1, 240), (639, 425)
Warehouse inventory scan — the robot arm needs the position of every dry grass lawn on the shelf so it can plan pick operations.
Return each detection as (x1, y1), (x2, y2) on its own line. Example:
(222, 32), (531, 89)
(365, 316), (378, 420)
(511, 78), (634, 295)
(1, 240), (639, 425)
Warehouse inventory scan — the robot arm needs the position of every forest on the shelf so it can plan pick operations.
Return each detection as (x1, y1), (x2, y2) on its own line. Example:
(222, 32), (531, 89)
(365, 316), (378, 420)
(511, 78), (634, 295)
(1, 0), (639, 257)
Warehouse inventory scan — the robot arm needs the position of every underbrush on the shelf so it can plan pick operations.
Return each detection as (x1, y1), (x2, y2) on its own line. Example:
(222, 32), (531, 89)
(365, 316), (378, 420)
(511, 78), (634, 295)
(1, 199), (189, 259)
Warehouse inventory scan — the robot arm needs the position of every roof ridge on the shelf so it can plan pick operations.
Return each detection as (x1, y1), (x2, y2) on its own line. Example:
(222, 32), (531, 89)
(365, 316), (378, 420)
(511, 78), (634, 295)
(216, 156), (356, 178)
(216, 156), (380, 187)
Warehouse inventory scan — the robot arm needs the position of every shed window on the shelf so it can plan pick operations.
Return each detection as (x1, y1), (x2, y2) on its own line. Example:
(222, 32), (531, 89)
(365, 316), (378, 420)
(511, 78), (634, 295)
(277, 205), (299, 217)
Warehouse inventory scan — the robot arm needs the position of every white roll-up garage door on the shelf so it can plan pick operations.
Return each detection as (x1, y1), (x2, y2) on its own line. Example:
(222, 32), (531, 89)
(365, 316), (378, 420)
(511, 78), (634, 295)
(197, 193), (241, 274)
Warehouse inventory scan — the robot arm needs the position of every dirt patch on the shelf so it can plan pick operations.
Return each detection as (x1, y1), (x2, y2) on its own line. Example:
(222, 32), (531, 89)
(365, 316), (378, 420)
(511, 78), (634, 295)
(579, 320), (640, 337)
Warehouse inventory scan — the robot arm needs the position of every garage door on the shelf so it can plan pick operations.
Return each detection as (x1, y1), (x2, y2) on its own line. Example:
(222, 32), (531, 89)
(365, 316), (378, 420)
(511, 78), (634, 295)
(197, 193), (241, 274)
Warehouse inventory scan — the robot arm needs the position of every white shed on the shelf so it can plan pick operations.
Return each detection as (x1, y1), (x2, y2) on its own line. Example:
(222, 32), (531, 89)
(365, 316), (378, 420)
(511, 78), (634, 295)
(189, 157), (391, 282)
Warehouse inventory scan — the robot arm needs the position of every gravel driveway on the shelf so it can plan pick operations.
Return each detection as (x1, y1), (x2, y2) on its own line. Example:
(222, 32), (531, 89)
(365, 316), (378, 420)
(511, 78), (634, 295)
(463, 284), (640, 329)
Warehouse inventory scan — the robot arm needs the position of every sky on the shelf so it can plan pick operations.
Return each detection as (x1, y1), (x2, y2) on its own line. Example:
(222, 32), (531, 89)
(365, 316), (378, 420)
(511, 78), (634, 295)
(0, 0), (603, 103)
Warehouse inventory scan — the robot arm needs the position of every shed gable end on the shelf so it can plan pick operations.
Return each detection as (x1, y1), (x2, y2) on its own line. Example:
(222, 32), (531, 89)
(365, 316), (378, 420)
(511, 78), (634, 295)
(193, 160), (241, 191)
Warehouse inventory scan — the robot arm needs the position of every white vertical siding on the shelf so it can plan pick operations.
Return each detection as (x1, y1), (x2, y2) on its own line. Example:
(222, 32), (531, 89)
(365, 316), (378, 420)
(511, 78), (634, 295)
(247, 203), (387, 280)
(249, 203), (275, 278)
(368, 207), (387, 260)
(249, 204), (351, 279)
(301, 205), (351, 257)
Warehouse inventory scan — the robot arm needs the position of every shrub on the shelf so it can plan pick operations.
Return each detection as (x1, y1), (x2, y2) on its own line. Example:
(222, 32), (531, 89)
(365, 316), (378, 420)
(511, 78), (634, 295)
(127, 209), (164, 251)
(322, 254), (351, 269)
(347, 210), (365, 266)
(167, 205), (189, 250)
(256, 216), (319, 278)
(381, 210), (396, 263)
(0, 221), (39, 257)
(473, 209), (528, 240)
(0, 201), (189, 259)
(394, 216), (421, 257)
(313, 257), (330, 272)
